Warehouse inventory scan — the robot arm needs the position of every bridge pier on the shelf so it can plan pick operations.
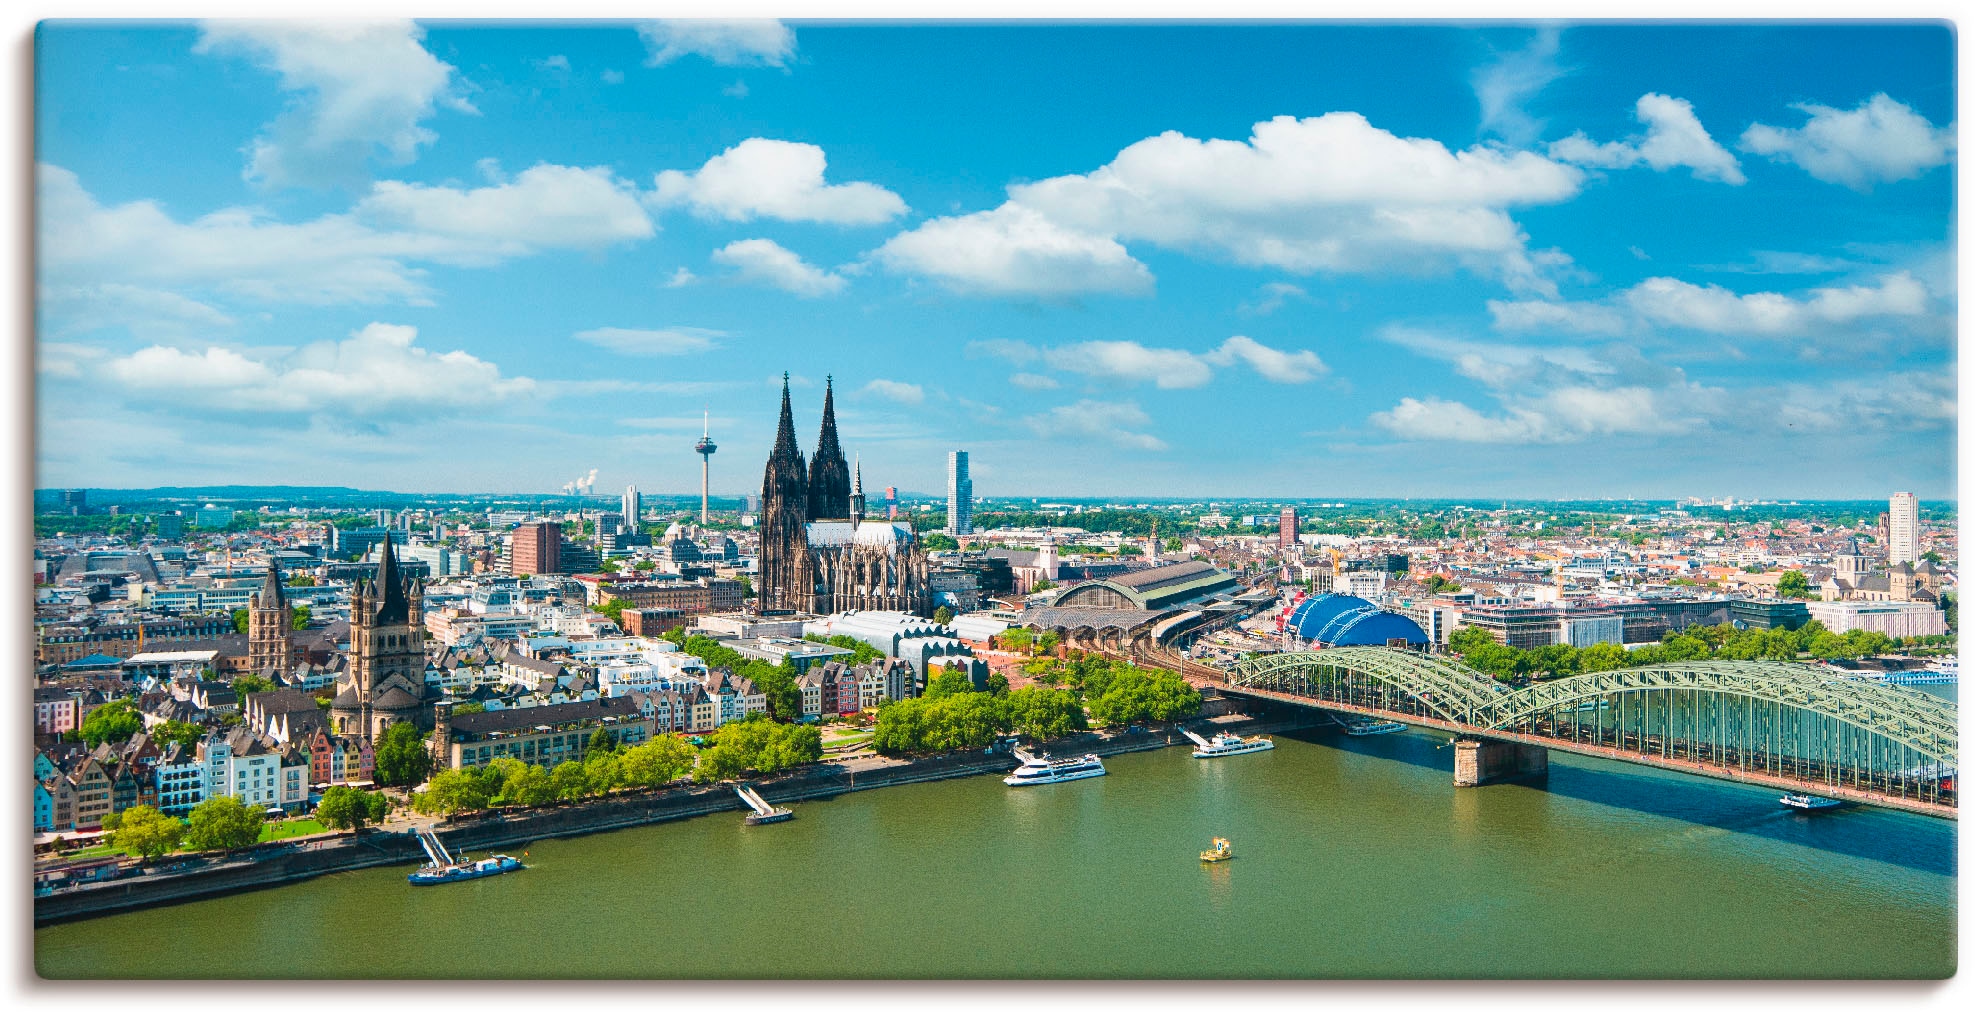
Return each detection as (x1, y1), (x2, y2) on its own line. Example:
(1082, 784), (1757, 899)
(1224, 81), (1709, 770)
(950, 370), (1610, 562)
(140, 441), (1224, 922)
(1453, 738), (1548, 787)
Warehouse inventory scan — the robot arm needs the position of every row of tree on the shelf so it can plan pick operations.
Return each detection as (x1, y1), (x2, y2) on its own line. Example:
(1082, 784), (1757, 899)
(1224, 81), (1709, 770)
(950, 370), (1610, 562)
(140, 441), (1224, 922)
(408, 717), (823, 819)
(100, 796), (269, 859)
(870, 655), (1201, 756)
(1449, 621), (1945, 684)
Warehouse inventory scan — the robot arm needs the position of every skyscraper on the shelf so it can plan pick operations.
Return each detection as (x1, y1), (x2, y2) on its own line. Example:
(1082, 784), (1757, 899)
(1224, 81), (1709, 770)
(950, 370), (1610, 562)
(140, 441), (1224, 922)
(622, 485), (641, 531)
(947, 451), (973, 535)
(1888, 491), (1920, 566)
(1278, 506), (1298, 549)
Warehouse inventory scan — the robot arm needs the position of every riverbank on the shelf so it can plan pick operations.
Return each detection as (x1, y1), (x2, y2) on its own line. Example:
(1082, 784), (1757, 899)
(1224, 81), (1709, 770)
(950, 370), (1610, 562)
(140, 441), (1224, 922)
(34, 707), (1320, 926)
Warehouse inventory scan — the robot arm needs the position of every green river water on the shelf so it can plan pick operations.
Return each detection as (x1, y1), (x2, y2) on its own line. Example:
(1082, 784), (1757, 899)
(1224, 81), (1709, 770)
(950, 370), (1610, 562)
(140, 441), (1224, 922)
(36, 721), (1956, 979)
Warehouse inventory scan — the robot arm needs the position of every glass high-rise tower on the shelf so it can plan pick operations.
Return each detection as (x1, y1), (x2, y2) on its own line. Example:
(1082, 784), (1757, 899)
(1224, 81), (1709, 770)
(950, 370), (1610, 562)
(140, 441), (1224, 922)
(947, 451), (973, 535)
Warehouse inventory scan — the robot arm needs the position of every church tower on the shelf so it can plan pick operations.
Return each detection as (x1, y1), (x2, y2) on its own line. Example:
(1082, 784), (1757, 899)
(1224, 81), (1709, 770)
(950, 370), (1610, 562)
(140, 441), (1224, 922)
(335, 536), (433, 740)
(247, 558), (292, 679)
(759, 374), (813, 613)
(806, 376), (852, 521)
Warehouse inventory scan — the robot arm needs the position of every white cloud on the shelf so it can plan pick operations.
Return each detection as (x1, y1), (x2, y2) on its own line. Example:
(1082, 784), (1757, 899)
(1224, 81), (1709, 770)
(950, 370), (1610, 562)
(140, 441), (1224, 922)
(1201, 336), (1327, 383)
(993, 112), (1585, 294)
(573, 327), (723, 356)
(872, 203), (1153, 298)
(1382, 327), (1613, 388)
(860, 379), (926, 405)
(977, 336), (1326, 388)
(39, 164), (435, 304)
(1471, 28), (1566, 146)
(601, 69), (625, 85)
(195, 20), (469, 189)
(38, 342), (107, 380)
(637, 20), (795, 68)
(723, 80), (750, 98)
(1372, 384), (1706, 444)
(39, 163), (662, 309)
(1045, 341), (1213, 389)
(1624, 272), (1929, 335)
(710, 239), (846, 297)
(967, 339), (1041, 365)
(104, 322), (533, 414)
(1548, 93), (1746, 184)
(1023, 399), (1167, 451)
(652, 138), (906, 226)
(664, 267), (698, 288)
(1740, 94), (1956, 190)
(1486, 298), (1629, 335)
(356, 164), (655, 249)
(1238, 281), (1308, 316)
(1490, 272), (1931, 338)
(39, 283), (236, 340)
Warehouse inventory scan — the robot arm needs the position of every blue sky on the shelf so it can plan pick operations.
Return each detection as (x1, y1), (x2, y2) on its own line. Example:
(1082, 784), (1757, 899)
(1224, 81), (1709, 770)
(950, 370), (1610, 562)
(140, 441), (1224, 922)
(33, 20), (1957, 500)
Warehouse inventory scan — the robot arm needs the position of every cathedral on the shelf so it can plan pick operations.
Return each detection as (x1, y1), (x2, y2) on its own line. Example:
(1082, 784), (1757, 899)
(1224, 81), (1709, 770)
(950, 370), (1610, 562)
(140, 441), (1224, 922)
(759, 375), (932, 617)
(331, 537), (441, 740)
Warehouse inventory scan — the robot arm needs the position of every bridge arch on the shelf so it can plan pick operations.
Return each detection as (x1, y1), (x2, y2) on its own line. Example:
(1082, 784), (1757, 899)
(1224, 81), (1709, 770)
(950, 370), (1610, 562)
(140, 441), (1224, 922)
(1482, 662), (1957, 764)
(1230, 647), (1507, 725)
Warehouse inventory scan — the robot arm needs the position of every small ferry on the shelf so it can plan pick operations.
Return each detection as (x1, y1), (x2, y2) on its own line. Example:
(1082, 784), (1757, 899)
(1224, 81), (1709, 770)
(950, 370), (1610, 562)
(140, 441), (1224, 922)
(1339, 716), (1408, 736)
(1004, 749), (1107, 786)
(1189, 730), (1275, 758)
(408, 828), (525, 886)
(1779, 793), (1844, 812)
(1200, 837), (1233, 863)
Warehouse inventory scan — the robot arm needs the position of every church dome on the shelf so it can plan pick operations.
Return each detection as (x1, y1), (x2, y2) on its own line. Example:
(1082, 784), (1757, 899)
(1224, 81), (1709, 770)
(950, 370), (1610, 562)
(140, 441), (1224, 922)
(662, 521), (684, 541)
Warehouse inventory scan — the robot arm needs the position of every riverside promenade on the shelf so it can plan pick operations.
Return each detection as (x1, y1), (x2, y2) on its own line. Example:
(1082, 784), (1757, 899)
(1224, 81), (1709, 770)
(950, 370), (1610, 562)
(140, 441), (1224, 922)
(35, 709), (1318, 926)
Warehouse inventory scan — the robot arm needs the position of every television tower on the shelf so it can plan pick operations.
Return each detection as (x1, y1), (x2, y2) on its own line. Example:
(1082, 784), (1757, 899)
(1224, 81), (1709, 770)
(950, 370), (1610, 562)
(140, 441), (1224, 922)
(694, 409), (718, 523)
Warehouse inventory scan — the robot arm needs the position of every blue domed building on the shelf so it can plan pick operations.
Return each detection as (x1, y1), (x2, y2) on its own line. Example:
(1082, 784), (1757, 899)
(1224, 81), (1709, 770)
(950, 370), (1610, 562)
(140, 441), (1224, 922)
(1285, 593), (1429, 647)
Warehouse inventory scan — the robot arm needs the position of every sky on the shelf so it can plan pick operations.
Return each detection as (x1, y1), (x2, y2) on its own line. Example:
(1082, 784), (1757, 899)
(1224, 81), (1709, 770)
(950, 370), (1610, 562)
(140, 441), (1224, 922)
(31, 20), (1958, 501)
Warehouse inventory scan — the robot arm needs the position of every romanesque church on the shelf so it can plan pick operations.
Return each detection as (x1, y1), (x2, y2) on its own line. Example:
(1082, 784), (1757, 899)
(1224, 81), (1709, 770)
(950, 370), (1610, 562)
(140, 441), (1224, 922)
(330, 537), (442, 739)
(759, 375), (932, 617)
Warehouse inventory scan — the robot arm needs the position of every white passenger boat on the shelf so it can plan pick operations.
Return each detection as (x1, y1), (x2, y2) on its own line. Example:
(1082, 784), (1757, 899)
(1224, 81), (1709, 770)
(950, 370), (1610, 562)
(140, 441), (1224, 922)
(1339, 716), (1407, 736)
(1004, 749), (1107, 786)
(1779, 793), (1844, 812)
(1190, 731), (1275, 758)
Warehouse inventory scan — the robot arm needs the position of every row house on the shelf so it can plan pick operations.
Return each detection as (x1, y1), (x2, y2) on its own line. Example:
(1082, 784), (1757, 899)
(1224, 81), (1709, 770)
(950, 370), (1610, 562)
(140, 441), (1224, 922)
(623, 685), (719, 735)
(34, 686), (81, 736)
(155, 742), (208, 815)
(702, 671), (767, 724)
(202, 727), (309, 813)
(302, 727), (375, 788)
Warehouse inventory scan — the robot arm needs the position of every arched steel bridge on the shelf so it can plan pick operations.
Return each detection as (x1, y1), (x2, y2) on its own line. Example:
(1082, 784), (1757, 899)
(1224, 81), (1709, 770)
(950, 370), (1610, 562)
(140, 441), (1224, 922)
(1219, 647), (1958, 816)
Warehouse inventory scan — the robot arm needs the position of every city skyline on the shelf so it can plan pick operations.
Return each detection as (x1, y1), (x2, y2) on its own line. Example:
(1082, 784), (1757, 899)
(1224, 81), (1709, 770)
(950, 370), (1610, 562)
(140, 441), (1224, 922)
(34, 21), (1956, 499)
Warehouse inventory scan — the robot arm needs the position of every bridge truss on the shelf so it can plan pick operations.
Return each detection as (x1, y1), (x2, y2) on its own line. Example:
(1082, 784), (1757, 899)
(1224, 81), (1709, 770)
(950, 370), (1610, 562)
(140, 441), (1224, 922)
(1227, 648), (1958, 810)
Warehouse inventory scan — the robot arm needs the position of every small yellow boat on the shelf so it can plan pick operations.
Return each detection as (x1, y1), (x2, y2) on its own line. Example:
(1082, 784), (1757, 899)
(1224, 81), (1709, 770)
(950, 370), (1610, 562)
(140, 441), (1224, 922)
(1200, 837), (1232, 863)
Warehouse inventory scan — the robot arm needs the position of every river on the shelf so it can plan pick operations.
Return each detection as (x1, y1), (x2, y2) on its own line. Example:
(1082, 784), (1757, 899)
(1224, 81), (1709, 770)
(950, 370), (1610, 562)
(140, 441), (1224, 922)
(36, 714), (1954, 979)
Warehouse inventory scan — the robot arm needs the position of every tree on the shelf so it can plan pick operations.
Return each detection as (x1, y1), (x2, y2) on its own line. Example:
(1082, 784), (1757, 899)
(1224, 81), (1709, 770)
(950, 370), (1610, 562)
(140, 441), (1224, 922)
(316, 786), (389, 831)
(287, 573), (316, 587)
(1163, 536), (1184, 552)
(550, 760), (592, 802)
(500, 763), (556, 807)
(79, 699), (143, 747)
(1005, 687), (1086, 742)
(230, 608), (250, 634)
(372, 722), (433, 787)
(933, 605), (956, 625)
(583, 749), (625, 794)
(415, 769), (491, 818)
(154, 720), (207, 751)
(735, 574), (755, 598)
(588, 727), (618, 756)
(451, 701), (486, 715)
(922, 532), (960, 551)
(290, 605), (312, 630)
(619, 735), (697, 789)
(109, 805), (183, 860)
(924, 669), (975, 700)
(594, 598), (629, 626)
(230, 674), (274, 697)
(184, 796), (265, 851)
(1777, 570), (1812, 599)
